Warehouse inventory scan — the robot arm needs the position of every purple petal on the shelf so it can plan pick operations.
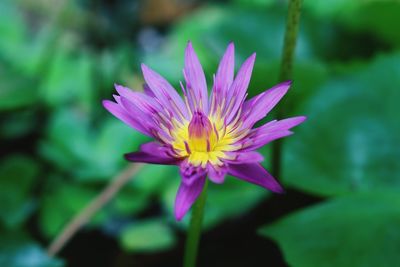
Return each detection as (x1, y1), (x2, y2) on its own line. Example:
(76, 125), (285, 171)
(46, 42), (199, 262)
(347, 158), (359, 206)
(215, 42), (235, 93)
(184, 42), (208, 113)
(102, 100), (150, 135)
(224, 151), (264, 164)
(141, 64), (188, 119)
(207, 164), (227, 184)
(242, 116), (306, 151)
(227, 163), (283, 193)
(143, 83), (156, 97)
(124, 142), (180, 164)
(225, 53), (256, 123)
(114, 84), (163, 114)
(124, 151), (179, 165)
(174, 174), (206, 221)
(180, 160), (207, 185)
(140, 141), (178, 157)
(241, 81), (292, 129)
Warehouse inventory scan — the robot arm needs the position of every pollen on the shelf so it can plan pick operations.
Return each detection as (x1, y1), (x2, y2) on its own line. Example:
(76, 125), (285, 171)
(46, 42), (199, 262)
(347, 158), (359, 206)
(171, 111), (238, 167)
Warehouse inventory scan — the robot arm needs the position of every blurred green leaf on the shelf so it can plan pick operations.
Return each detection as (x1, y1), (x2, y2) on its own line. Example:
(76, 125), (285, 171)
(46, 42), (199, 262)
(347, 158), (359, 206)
(39, 181), (108, 238)
(260, 192), (400, 267)
(283, 53), (400, 196)
(119, 219), (175, 252)
(111, 187), (149, 217)
(41, 49), (94, 111)
(0, 69), (38, 110)
(0, 111), (37, 138)
(0, 155), (39, 227)
(40, 109), (147, 182)
(132, 164), (178, 195)
(0, 0), (26, 63)
(0, 231), (64, 267)
(304, 0), (400, 46)
(205, 178), (268, 228)
(144, 5), (314, 84)
(0, 244), (64, 267)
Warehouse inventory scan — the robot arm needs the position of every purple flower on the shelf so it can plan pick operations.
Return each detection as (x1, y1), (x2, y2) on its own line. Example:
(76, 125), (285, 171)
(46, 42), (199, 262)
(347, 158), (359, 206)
(103, 42), (306, 220)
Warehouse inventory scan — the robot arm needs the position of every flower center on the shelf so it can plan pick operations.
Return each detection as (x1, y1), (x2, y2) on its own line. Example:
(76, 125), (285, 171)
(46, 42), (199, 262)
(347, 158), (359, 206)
(187, 111), (215, 152)
(170, 111), (240, 167)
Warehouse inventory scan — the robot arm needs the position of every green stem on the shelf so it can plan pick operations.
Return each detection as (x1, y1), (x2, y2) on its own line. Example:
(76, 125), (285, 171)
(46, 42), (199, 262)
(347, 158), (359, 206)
(183, 180), (209, 267)
(271, 0), (302, 178)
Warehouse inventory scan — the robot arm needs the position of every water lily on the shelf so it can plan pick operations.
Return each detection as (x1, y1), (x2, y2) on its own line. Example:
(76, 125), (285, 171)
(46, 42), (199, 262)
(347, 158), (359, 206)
(103, 42), (305, 220)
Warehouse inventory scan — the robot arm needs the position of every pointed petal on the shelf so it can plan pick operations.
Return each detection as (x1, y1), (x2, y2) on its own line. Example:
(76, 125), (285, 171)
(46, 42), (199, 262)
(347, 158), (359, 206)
(241, 81), (291, 129)
(207, 163), (227, 184)
(141, 64), (188, 119)
(224, 151), (264, 164)
(143, 83), (156, 97)
(184, 42), (208, 113)
(215, 42), (235, 92)
(102, 100), (150, 136)
(225, 53), (256, 123)
(124, 142), (180, 164)
(174, 174), (206, 221)
(227, 163), (283, 193)
(124, 150), (179, 165)
(241, 116), (306, 151)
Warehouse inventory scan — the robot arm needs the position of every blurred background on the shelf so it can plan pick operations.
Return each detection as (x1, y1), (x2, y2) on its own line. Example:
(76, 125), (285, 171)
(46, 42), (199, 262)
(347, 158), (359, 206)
(1, 0), (400, 266)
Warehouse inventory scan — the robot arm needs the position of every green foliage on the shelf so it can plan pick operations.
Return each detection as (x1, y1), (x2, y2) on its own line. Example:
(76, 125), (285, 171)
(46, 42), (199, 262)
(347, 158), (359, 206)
(0, 155), (39, 228)
(41, 49), (95, 111)
(260, 192), (400, 267)
(39, 181), (108, 238)
(283, 53), (400, 196)
(39, 109), (148, 182)
(119, 219), (176, 252)
(304, 0), (400, 46)
(0, 231), (64, 267)
(144, 5), (315, 86)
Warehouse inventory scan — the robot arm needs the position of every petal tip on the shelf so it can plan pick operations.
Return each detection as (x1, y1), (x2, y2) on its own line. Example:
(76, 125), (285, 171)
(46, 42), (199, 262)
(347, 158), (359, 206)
(140, 63), (148, 71)
(298, 116), (307, 123)
(175, 211), (184, 221)
(123, 153), (133, 161)
(272, 183), (285, 194)
(186, 41), (194, 51)
(102, 99), (113, 110)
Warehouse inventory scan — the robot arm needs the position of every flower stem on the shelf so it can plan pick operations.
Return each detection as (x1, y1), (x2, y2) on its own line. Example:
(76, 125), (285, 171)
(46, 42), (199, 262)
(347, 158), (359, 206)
(183, 180), (209, 267)
(272, 0), (302, 178)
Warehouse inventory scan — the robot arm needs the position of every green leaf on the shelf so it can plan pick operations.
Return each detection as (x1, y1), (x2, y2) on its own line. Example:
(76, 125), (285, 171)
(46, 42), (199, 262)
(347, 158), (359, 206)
(0, 1), (26, 63)
(304, 0), (400, 47)
(0, 231), (64, 267)
(39, 181), (108, 238)
(119, 219), (176, 252)
(0, 155), (39, 227)
(144, 5), (314, 84)
(132, 164), (178, 195)
(41, 49), (94, 111)
(283, 53), (400, 196)
(0, 69), (38, 110)
(40, 109), (146, 182)
(204, 178), (268, 228)
(0, 111), (37, 139)
(260, 192), (400, 267)
(111, 189), (149, 217)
